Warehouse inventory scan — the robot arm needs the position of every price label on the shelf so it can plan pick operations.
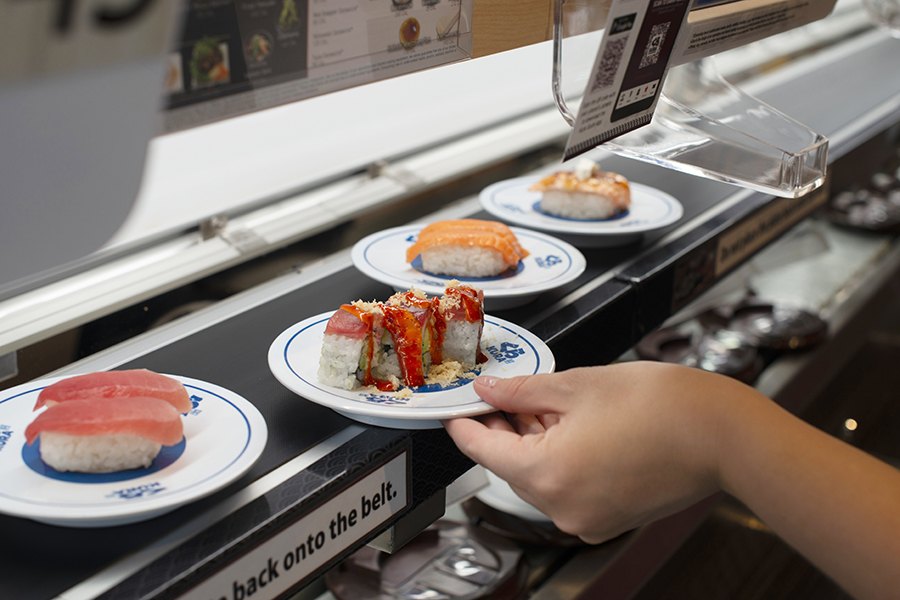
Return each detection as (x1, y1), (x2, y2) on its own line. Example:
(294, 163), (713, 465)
(563, 0), (692, 160)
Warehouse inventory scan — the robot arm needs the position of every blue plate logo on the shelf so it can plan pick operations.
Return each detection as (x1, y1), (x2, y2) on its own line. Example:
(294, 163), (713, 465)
(535, 255), (563, 269)
(0, 425), (13, 454)
(361, 393), (410, 406)
(107, 481), (166, 500)
(485, 342), (526, 364)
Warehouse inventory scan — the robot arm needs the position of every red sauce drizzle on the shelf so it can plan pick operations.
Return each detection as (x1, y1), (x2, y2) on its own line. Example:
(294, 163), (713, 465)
(395, 291), (444, 365)
(382, 305), (426, 387)
(430, 303), (446, 365)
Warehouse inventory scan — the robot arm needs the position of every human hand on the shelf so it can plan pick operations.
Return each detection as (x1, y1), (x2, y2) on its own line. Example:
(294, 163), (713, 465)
(444, 362), (765, 543)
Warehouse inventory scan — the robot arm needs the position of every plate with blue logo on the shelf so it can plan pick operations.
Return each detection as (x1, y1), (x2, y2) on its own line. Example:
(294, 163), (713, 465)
(0, 374), (267, 527)
(479, 176), (683, 247)
(351, 225), (586, 309)
(268, 312), (555, 429)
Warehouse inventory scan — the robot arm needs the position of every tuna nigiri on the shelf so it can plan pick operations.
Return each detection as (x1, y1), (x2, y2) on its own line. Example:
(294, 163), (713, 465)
(405, 219), (529, 277)
(35, 369), (192, 413)
(25, 396), (184, 473)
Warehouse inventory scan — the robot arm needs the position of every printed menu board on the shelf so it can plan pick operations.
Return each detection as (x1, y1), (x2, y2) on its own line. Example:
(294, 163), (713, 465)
(164, 0), (472, 131)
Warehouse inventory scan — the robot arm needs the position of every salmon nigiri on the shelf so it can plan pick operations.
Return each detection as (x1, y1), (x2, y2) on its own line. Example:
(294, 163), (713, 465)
(25, 396), (184, 473)
(34, 369), (192, 413)
(405, 219), (529, 277)
(530, 159), (631, 220)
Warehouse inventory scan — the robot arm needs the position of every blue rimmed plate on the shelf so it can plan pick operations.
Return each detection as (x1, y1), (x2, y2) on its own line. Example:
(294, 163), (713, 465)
(351, 225), (586, 309)
(268, 313), (555, 429)
(0, 374), (267, 527)
(479, 176), (683, 247)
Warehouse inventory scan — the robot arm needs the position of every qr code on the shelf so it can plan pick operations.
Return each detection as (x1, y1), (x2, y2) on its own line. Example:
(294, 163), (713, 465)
(639, 22), (670, 69)
(591, 37), (627, 92)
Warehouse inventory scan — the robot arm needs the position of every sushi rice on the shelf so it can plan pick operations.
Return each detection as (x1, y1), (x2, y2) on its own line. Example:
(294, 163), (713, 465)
(420, 245), (509, 278)
(441, 320), (482, 368)
(39, 432), (161, 473)
(540, 189), (623, 220)
(317, 333), (367, 390)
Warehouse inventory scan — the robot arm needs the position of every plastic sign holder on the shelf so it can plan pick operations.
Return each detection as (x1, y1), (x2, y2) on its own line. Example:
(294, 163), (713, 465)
(555, 0), (835, 198)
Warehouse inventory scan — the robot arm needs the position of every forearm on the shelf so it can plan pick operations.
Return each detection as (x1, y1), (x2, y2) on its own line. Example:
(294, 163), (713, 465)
(718, 394), (900, 599)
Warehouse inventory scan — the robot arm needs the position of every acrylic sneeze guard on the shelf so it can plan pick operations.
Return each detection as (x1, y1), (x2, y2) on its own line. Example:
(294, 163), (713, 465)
(552, 0), (829, 199)
(604, 59), (829, 199)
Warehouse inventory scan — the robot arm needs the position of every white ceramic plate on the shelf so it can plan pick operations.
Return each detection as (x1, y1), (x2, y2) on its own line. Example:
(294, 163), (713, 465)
(0, 374), (267, 527)
(268, 313), (555, 429)
(476, 469), (551, 522)
(351, 225), (586, 310)
(480, 176), (683, 247)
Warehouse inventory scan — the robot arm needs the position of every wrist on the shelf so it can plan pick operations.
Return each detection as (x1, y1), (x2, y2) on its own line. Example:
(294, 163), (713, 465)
(712, 380), (781, 500)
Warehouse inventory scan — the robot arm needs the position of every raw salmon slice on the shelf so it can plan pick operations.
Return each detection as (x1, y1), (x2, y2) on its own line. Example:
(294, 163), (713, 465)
(34, 369), (192, 413)
(25, 396), (184, 446)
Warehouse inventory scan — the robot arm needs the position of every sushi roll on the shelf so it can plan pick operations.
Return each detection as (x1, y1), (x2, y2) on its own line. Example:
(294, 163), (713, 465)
(530, 159), (631, 220)
(382, 289), (437, 386)
(318, 302), (385, 391)
(25, 396), (184, 473)
(317, 295), (436, 391)
(405, 219), (529, 277)
(317, 285), (486, 391)
(435, 283), (485, 368)
(35, 369), (193, 413)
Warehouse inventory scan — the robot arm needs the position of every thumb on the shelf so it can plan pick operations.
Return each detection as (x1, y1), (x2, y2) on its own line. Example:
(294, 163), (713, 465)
(474, 373), (564, 415)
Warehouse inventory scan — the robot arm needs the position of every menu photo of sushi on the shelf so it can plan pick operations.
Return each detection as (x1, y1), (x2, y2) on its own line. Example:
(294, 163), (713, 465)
(0, 369), (266, 526)
(268, 283), (555, 429)
(351, 219), (586, 310)
(479, 160), (684, 248)
(245, 32), (273, 64)
(190, 36), (231, 89)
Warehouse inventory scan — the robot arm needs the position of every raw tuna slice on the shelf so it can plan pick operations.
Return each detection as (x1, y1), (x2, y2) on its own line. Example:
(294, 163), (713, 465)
(323, 305), (375, 339)
(25, 396), (184, 446)
(34, 369), (192, 413)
